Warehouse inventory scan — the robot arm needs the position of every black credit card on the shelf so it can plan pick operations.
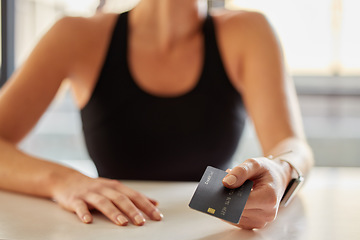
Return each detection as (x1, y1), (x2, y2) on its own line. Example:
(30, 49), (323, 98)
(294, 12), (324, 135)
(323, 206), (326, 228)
(189, 166), (253, 224)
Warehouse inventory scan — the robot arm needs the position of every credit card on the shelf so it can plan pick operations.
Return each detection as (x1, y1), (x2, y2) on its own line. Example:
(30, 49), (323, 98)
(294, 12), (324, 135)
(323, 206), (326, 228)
(189, 166), (253, 224)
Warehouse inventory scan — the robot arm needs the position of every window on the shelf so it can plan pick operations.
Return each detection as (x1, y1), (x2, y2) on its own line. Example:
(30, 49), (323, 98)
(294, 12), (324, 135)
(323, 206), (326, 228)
(3, 0), (360, 169)
(226, 0), (360, 75)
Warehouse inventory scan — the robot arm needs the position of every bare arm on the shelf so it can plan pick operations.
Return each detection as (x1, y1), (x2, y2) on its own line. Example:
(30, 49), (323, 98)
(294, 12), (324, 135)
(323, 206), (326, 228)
(0, 16), (162, 226)
(0, 17), (75, 193)
(221, 12), (313, 229)
(239, 12), (313, 176)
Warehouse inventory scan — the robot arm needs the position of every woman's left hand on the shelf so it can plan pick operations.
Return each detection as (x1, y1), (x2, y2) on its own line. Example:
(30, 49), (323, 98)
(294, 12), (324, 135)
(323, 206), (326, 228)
(222, 157), (291, 229)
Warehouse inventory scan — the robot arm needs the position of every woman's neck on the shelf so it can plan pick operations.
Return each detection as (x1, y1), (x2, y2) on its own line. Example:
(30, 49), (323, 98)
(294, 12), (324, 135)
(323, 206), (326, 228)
(130, 0), (207, 51)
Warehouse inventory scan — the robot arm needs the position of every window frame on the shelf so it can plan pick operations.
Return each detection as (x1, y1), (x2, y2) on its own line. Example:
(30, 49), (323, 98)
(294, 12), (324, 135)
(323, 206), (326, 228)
(0, 0), (15, 88)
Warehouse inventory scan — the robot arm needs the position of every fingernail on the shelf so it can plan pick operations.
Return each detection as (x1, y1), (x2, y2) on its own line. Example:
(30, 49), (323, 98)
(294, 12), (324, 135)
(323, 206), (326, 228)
(134, 215), (146, 225)
(83, 215), (92, 223)
(152, 209), (164, 221)
(117, 215), (128, 226)
(223, 175), (237, 186)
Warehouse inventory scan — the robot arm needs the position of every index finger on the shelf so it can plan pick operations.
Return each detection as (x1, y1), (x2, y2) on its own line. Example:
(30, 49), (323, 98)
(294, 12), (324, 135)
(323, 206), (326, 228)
(72, 200), (93, 224)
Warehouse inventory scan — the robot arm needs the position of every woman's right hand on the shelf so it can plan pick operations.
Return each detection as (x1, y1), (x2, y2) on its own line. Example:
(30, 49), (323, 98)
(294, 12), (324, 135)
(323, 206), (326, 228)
(52, 173), (163, 226)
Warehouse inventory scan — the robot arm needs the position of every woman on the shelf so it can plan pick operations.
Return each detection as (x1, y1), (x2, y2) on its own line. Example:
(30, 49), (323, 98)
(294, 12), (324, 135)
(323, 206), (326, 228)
(0, 0), (313, 229)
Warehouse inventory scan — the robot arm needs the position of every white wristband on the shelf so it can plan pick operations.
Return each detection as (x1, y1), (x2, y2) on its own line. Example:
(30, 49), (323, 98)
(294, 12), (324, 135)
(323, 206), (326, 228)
(267, 151), (304, 207)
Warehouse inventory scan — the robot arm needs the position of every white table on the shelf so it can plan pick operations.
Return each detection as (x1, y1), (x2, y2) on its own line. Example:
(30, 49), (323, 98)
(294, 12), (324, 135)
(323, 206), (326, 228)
(1, 167), (359, 240)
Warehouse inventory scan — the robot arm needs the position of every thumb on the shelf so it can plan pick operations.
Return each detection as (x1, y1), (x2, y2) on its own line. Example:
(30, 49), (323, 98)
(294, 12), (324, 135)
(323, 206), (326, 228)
(222, 158), (262, 188)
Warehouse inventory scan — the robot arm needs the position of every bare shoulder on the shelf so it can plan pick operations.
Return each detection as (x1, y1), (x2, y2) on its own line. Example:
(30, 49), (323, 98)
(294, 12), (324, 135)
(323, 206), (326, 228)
(27, 12), (119, 72)
(47, 13), (120, 107)
(49, 13), (118, 50)
(211, 9), (271, 30)
(209, 9), (280, 93)
(57, 12), (118, 35)
(211, 9), (275, 44)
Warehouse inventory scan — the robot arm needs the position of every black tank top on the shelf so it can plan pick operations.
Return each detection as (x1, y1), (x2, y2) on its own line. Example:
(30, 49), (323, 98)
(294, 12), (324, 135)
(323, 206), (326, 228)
(81, 11), (246, 181)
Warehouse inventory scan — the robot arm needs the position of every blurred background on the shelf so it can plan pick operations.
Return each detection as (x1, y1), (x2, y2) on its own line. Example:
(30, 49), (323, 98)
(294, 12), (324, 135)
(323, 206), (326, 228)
(1, 0), (359, 176)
